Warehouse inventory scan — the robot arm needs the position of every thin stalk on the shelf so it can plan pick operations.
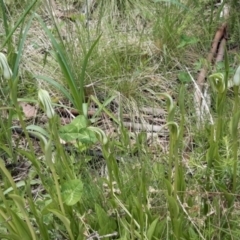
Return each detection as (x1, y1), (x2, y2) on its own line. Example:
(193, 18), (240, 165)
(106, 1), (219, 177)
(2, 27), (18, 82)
(232, 86), (239, 193)
(173, 140), (179, 199)
(176, 85), (186, 201)
(49, 116), (75, 180)
(216, 92), (225, 141)
(168, 134), (174, 183)
(45, 140), (66, 215)
(52, 167), (65, 215)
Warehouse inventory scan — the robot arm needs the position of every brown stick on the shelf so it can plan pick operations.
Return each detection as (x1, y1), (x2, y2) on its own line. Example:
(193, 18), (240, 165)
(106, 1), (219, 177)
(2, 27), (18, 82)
(194, 23), (227, 126)
(215, 33), (227, 63)
(122, 122), (168, 135)
(196, 22), (227, 88)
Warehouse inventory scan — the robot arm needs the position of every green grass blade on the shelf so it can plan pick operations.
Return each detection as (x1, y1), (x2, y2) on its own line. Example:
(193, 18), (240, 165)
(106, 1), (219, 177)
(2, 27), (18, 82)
(79, 34), (102, 105)
(0, 0), (37, 50)
(0, 159), (18, 193)
(35, 75), (74, 102)
(11, 14), (35, 79)
(10, 194), (37, 240)
(35, 14), (81, 110)
(49, 209), (74, 240)
(0, 0), (10, 35)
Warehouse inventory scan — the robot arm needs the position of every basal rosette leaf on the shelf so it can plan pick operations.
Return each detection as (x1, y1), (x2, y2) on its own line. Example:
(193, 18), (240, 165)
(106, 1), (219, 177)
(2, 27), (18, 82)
(59, 116), (98, 144)
(59, 126), (97, 144)
(61, 179), (83, 206)
(70, 115), (89, 129)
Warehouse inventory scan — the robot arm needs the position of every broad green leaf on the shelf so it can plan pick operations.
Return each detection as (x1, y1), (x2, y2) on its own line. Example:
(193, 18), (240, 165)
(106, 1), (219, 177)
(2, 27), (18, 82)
(164, 179), (173, 196)
(41, 199), (56, 215)
(132, 195), (144, 229)
(176, 166), (186, 193)
(25, 181), (51, 240)
(48, 209), (74, 240)
(78, 128), (98, 144)
(7, 209), (32, 239)
(0, 207), (16, 233)
(61, 179), (83, 206)
(188, 227), (198, 238)
(59, 114), (97, 143)
(59, 125), (79, 142)
(59, 126), (97, 144)
(0, 159), (18, 193)
(9, 194), (36, 240)
(177, 72), (191, 83)
(166, 196), (179, 219)
(0, 233), (20, 240)
(172, 217), (183, 239)
(59, 115), (91, 142)
(4, 179), (41, 195)
(154, 219), (166, 238)
(95, 204), (116, 235)
(146, 217), (159, 239)
(70, 115), (89, 129)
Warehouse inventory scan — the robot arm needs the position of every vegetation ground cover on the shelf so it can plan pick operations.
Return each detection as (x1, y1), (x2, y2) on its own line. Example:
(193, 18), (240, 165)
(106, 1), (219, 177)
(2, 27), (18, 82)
(1, 0), (240, 239)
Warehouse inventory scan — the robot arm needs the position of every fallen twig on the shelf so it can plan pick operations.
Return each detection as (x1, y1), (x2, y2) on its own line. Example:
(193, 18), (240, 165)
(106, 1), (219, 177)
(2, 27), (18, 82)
(194, 22), (228, 127)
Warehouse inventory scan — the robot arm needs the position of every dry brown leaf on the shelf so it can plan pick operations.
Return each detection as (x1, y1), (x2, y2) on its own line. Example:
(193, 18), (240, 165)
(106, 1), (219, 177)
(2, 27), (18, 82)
(19, 102), (37, 118)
